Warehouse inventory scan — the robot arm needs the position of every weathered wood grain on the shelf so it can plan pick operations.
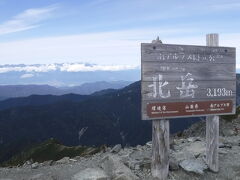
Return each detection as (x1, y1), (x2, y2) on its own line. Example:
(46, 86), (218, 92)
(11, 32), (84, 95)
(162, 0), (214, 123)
(152, 119), (169, 179)
(149, 38), (169, 180)
(141, 43), (235, 63)
(206, 34), (219, 47)
(206, 33), (220, 172)
(142, 62), (235, 81)
(141, 43), (235, 54)
(206, 115), (219, 172)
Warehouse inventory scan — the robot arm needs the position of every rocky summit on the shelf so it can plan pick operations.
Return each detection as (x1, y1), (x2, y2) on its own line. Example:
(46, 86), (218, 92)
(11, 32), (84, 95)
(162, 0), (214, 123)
(1, 117), (240, 180)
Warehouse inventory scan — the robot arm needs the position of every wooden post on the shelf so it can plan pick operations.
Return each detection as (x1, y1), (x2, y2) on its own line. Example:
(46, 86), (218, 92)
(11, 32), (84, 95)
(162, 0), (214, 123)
(206, 33), (219, 172)
(151, 37), (169, 180)
(152, 119), (169, 179)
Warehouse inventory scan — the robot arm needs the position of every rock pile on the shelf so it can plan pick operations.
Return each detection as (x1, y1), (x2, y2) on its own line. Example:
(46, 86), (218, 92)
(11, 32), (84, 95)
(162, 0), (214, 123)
(1, 118), (240, 180)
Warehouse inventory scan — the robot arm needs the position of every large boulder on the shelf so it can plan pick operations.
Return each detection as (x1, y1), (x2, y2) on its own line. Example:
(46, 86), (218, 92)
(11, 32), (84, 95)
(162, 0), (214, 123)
(111, 144), (122, 154)
(179, 159), (208, 175)
(56, 157), (70, 164)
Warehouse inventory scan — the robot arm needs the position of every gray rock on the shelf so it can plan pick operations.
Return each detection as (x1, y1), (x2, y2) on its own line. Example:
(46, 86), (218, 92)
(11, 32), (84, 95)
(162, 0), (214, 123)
(222, 129), (235, 137)
(42, 160), (54, 166)
(101, 155), (138, 180)
(22, 159), (33, 167)
(134, 164), (140, 170)
(30, 173), (44, 179)
(139, 160), (151, 170)
(111, 144), (122, 153)
(129, 150), (151, 161)
(169, 158), (179, 171)
(221, 136), (240, 146)
(2, 133), (240, 180)
(136, 145), (142, 149)
(184, 141), (205, 157)
(70, 158), (78, 162)
(31, 162), (39, 169)
(126, 149), (151, 171)
(172, 151), (195, 163)
(146, 141), (152, 148)
(219, 144), (232, 149)
(113, 174), (135, 180)
(187, 137), (202, 142)
(56, 157), (70, 164)
(179, 159), (208, 175)
(72, 168), (109, 180)
(219, 149), (228, 154)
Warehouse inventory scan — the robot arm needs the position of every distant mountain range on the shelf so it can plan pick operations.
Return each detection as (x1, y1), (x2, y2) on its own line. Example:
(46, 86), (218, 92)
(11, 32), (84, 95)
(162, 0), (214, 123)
(0, 74), (239, 165)
(0, 63), (140, 86)
(0, 81), (200, 164)
(0, 81), (132, 100)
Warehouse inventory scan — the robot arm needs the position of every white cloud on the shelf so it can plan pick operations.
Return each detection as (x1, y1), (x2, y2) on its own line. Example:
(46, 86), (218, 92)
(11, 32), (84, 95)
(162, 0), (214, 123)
(236, 64), (240, 69)
(0, 63), (139, 73)
(0, 29), (238, 66)
(0, 64), (57, 73)
(0, 5), (58, 35)
(20, 73), (34, 78)
(60, 63), (138, 72)
(0, 28), (203, 66)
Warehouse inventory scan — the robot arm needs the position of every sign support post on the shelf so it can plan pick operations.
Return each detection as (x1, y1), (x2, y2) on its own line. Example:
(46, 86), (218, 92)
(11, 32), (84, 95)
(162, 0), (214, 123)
(151, 38), (169, 180)
(152, 119), (169, 179)
(206, 33), (219, 172)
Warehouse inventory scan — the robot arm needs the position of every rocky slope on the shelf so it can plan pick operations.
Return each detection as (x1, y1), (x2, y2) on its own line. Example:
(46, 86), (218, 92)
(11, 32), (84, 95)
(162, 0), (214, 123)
(1, 138), (106, 167)
(1, 116), (240, 180)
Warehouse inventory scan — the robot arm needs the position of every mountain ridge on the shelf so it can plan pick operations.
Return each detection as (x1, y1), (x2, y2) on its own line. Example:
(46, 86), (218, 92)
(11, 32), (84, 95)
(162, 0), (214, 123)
(0, 81), (199, 164)
(0, 81), (131, 100)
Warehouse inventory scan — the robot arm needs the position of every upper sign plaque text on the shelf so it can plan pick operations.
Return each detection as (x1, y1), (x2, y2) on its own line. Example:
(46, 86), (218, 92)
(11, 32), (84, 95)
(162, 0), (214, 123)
(141, 43), (236, 120)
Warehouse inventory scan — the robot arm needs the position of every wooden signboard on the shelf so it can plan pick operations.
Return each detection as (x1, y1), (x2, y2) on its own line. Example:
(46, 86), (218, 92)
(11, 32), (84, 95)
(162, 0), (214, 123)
(141, 43), (236, 120)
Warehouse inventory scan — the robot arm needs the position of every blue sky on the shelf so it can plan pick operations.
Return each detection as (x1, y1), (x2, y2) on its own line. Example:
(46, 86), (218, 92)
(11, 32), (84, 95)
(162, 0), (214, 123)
(0, 0), (239, 67)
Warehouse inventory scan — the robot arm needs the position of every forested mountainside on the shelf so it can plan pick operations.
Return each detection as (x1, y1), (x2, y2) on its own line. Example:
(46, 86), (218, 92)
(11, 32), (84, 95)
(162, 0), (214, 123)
(0, 81), (200, 164)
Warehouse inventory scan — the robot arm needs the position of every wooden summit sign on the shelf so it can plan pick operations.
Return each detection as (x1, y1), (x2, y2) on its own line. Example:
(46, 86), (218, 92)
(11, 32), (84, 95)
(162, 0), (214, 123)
(141, 43), (236, 120)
